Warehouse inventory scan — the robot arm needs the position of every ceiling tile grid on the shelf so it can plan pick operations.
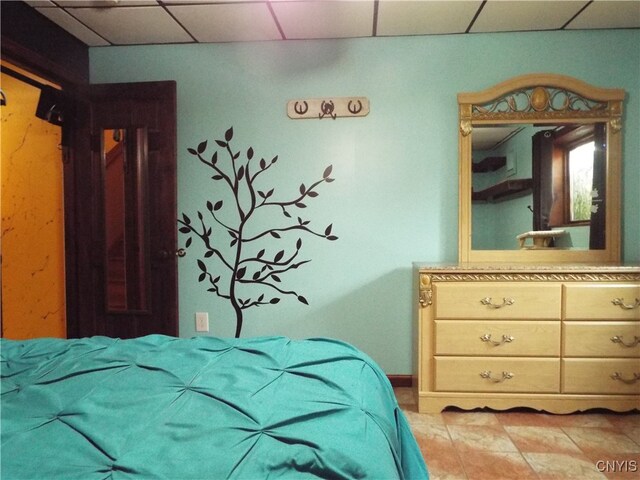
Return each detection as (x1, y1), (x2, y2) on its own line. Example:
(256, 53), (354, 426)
(22, 0), (640, 47)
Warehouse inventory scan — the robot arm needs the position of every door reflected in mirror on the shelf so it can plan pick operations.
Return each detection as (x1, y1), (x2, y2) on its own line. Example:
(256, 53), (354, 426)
(471, 123), (606, 251)
(103, 128), (149, 312)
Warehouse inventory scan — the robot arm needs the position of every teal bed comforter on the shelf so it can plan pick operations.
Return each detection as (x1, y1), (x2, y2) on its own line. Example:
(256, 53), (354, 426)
(1, 335), (428, 479)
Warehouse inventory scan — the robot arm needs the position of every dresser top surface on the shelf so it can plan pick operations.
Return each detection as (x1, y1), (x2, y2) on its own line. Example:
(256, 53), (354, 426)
(413, 262), (640, 274)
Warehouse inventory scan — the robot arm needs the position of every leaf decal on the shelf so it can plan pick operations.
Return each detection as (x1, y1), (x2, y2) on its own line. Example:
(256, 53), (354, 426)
(324, 224), (332, 236)
(295, 202), (306, 208)
(214, 200), (223, 211)
(197, 140), (208, 154)
(238, 166), (245, 181)
(182, 213), (191, 225)
(215, 140), (227, 148)
(272, 275), (281, 283)
(198, 273), (206, 282)
(236, 267), (246, 279)
(274, 250), (284, 262)
(326, 235), (338, 241)
(257, 249), (265, 259)
(298, 295), (309, 305)
(299, 183), (306, 195)
(197, 260), (206, 272)
(185, 237), (192, 248)
(323, 165), (333, 179)
(271, 231), (281, 239)
(206, 201), (213, 211)
(225, 127), (234, 142)
(187, 148), (197, 155)
(179, 226), (191, 234)
(247, 147), (254, 160)
(296, 238), (302, 249)
(270, 298), (281, 304)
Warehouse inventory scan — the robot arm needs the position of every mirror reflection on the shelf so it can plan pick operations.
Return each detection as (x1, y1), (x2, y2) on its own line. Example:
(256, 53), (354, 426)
(471, 123), (606, 251)
(103, 128), (149, 312)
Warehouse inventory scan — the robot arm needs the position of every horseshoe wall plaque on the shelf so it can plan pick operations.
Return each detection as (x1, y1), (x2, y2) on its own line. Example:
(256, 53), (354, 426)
(287, 97), (369, 119)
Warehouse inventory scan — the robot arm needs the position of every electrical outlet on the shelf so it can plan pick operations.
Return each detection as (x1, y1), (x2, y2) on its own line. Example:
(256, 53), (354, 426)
(195, 312), (209, 332)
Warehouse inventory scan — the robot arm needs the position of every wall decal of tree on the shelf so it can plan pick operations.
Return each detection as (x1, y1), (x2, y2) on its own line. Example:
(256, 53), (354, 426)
(178, 127), (338, 338)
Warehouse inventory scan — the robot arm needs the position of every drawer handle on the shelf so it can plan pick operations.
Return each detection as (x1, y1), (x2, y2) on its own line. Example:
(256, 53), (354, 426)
(610, 335), (640, 348)
(480, 334), (515, 346)
(480, 297), (515, 309)
(611, 298), (640, 310)
(610, 372), (640, 384)
(480, 371), (514, 383)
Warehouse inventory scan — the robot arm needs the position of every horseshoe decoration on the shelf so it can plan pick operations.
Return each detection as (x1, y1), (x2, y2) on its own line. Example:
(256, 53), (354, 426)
(287, 97), (369, 120)
(319, 100), (336, 120)
(293, 101), (308, 115)
(347, 100), (363, 115)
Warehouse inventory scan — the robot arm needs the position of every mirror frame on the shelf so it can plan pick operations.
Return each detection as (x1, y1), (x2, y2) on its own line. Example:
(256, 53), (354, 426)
(458, 73), (625, 264)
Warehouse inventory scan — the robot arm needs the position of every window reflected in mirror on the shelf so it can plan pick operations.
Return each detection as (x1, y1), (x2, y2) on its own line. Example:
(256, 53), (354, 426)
(568, 141), (595, 222)
(103, 128), (149, 312)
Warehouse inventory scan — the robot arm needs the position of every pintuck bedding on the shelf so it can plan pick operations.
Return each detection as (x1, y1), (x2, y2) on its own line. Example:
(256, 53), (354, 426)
(1, 335), (428, 479)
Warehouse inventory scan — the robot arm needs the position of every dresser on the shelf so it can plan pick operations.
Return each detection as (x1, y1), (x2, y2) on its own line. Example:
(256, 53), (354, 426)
(413, 264), (640, 413)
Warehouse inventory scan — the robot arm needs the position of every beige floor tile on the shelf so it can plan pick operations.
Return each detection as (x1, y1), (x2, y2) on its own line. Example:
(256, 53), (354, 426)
(562, 427), (640, 454)
(460, 450), (537, 480)
(523, 452), (607, 479)
(505, 425), (581, 454)
(447, 425), (518, 453)
(442, 410), (501, 426)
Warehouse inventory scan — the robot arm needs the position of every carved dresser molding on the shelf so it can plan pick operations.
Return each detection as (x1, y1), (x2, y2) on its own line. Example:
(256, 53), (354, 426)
(413, 263), (640, 413)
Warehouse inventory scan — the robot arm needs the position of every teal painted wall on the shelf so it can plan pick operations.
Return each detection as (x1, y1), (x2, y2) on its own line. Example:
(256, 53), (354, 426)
(90, 29), (640, 374)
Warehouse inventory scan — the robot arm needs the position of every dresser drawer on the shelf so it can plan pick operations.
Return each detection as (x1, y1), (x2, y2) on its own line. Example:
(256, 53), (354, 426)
(434, 357), (560, 393)
(563, 359), (640, 394)
(564, 284), (640, 320)
(434, 283), (561, 319)
(435, 320), (560, 356)
(564, 322), (640, 358)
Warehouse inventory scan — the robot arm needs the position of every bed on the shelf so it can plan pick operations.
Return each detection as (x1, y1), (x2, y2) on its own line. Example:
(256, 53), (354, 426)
(1, 335), (428, 479)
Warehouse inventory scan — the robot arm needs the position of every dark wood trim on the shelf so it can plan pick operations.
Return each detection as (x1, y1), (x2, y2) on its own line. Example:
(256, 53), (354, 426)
(1, 1), (90, 339)
(387, 375), (413, 388)
(1, 2), (89, 87)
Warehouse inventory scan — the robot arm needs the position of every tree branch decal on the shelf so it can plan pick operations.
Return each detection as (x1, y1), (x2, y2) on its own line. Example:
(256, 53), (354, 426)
(178, 127), (338, 337)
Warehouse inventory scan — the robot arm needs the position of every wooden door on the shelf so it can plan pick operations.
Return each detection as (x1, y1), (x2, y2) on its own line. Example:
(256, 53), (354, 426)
(69, 81), (178, 338)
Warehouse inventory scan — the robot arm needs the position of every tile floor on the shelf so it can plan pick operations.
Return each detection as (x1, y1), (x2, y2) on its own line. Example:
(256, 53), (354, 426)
(394, 388), (640, 480)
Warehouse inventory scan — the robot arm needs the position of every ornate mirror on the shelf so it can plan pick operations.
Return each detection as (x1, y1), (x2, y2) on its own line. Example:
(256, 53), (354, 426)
(458, 73), (625, 264)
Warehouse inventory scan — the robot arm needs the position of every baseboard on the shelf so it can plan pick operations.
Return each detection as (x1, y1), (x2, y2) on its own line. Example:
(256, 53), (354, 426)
(387, 375), (412, 388)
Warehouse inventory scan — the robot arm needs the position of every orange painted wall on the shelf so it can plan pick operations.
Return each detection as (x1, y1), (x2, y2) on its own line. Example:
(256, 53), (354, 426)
(1, 68), (66, 339)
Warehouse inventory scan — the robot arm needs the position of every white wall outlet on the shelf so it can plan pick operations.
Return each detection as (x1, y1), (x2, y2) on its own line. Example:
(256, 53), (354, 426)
(195, 312), (209, 332)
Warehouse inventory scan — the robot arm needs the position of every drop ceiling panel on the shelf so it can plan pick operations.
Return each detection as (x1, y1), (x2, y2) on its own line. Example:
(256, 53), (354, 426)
(54, 1), (159, 6)
(271, 0), (374, 40)
(34, 7), (110, 46)
(471, 0), (589, 33)
(377, 0), (482, 36)
(167, 3), (281, 43)
(566, 0), (640, 29)
(66, 6), (193, 45)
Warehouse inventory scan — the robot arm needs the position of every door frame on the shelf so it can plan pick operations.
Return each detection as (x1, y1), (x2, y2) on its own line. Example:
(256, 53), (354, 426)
(2, 18), (178, 338)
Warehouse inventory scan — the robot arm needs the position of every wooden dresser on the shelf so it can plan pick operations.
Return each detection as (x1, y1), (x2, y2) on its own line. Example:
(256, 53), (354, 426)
(413, 264), (640, 413)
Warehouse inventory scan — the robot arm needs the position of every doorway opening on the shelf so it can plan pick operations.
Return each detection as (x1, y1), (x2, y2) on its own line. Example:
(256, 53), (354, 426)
(1, 62), (66, 339)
